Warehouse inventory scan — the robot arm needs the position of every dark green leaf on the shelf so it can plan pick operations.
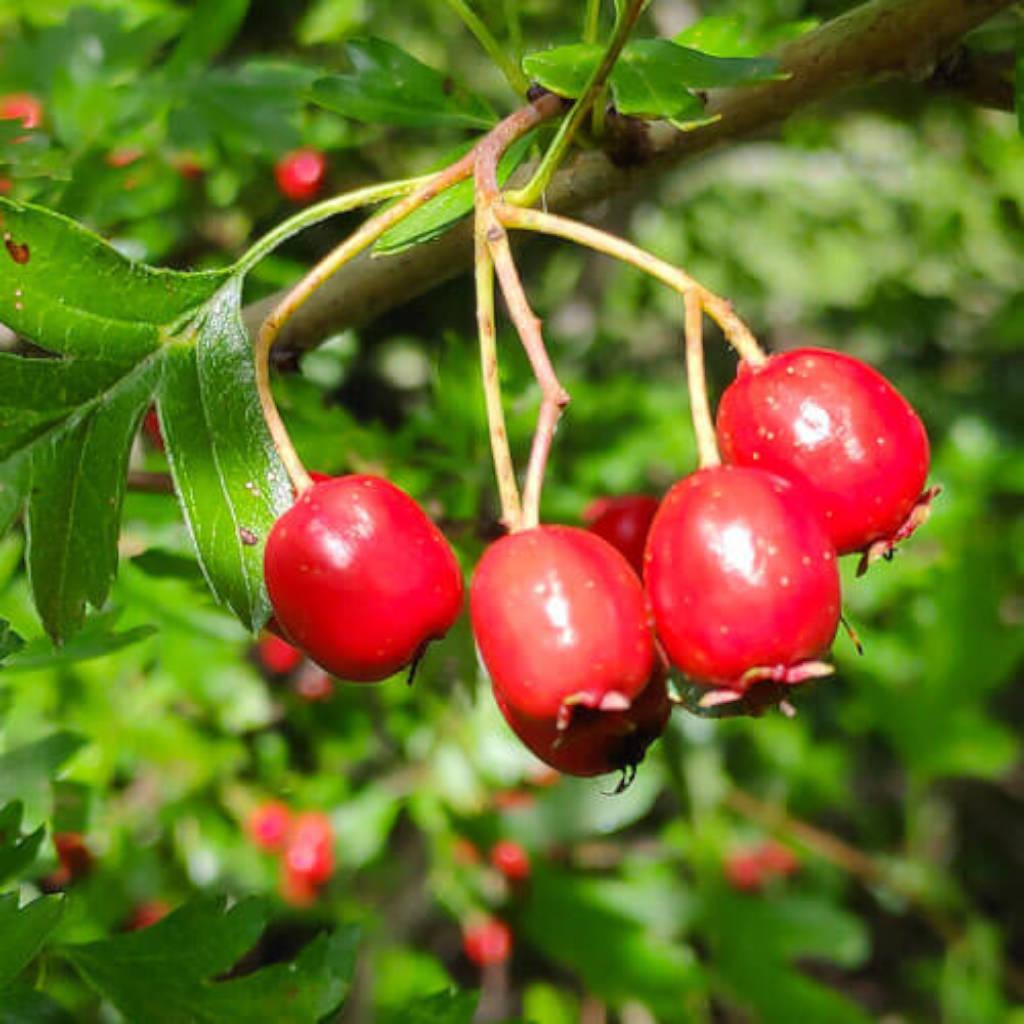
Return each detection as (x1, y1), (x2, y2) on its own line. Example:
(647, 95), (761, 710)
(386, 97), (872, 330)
(165, 0), (252, 77)
(160, 280), (293, 631)
(0, 802), (45, 886)
(376, 132), (536, 255)
(311, 38), (495, 130)
(0, 983), (76, 1023)
(62, 897), (358, 1024)
(1017, 53), (1023, 137)
(0, 894), (65, 992)
(0, 621), (24, 666)
(0, 198), (227, 361)
(392, 990), (478, 1024)
(130, 549), (207, 585)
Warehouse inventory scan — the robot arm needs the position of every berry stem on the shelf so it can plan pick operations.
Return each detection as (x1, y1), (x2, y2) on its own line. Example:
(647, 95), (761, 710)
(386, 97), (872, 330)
(684, 291), (721, 469)
(582, 0), (602, 44)
(474, 216), (523, 531)
(494, 203), (768, 366)
(506, 0), (646, 208)
(440, 0), (530, 95)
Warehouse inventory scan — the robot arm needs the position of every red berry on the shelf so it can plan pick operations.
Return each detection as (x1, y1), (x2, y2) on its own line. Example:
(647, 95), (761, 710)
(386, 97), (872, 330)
(292, 667), (334, 701)
(52, 832), (93, 885)
(582, 494), (660, 576)
(0, 93), (43, 129)
(645, 465), (841, 701)
(489, 839), (530, 882)
(471, 526), (654, 726)
(274, 149), (327, 202)
(283, 811), (334, 885)
(264, 475), (464, 682)
(757, 840), (799, 878)
(492, 789), (535, 811)
(280, 864), (320, 907)
(0, 179), (12, 195)
(716, 348), (934, 565)
(247, 800), (292, 852)
(462, 918), (513, 968)
(106, 147), (144, 169)
(724, 850), (765, 892)
(125, 900), (172, 930)
(257, 632), (304, 675)
(142, 407), (164, 451)
(494, 663), (670, 779)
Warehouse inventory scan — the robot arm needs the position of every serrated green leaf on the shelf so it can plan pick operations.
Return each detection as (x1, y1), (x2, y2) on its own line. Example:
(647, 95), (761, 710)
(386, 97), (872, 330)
(0, 732), (86, 808)
(0, 894), (65, 992)
(0, 801), (45, 886)
(25, 356), (160, 640)
(376, 131), (536, 255)
(62, 897), (358, 1024)
(0, 198), (227, 360)
(311, 38), (495, 130)
(160, 280), (293, 631)
(164, 0), (251, 76)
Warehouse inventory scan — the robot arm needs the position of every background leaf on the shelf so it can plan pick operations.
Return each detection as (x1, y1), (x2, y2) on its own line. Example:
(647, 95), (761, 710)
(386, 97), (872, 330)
(0, 894), (65, 992)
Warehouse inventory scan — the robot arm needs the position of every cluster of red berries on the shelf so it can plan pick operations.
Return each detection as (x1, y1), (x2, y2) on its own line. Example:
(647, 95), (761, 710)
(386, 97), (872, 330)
(723, 840), (800, 893)
(262, 348), (932, 782)
(246, 801), (335, 906)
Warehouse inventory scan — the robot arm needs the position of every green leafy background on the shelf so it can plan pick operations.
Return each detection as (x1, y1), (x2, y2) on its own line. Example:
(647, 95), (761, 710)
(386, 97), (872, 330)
(1, 1), (1023, 1022)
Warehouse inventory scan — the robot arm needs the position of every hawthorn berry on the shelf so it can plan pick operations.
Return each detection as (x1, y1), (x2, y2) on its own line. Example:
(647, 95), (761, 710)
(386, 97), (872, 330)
(0, 93), (43, 129)
(274, 148), (327, 202)
(257, 633), (304, 676)
(280, 864), (320, 907)
(264, 475), (464, 682)
(283, 811), (335, 886)
(246, 800), (292, 852)
(462, 917), (513, 968)
(582, 494), (660, 576)
(471, 525), (654, 726)
(489, 839), (531, 883)
(47, 832), (93, 888)
(494, 663), (670, 779)
(716, 348), (934, 568)
(125, 900), (171, 930)
(645, 465), (841, 703)
(724, 841), (799, 892)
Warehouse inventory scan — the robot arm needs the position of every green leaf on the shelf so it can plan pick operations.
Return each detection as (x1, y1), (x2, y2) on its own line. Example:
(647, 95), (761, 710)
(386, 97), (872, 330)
(0, 983), (75, 1023)
(0, 620), (24, 665)
(298, 0), (367, 46)
(391, 991), (478, 1024)
(673, 15), (817, 57)
(62, 897), (358, 1024)
(0, 732), (86, 810)
(164, 0), (251, 76)
(0, 894), (65, 992)
(311, 38), (495, 130)
(523, 39), (781, 120)
(0, 198), (227, 361)
(376, 131), (536, 255)
(3, 610), (156, 673)
(160, 280), (293, 631)
(0, 802), (45, 886)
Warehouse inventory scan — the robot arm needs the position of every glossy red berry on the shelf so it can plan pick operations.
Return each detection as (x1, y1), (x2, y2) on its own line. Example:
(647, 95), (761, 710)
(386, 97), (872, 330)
(283, 811), (334, 885)
(645, 466), (841, 702)
(0, 93), (43, 130)
(494, 663), (670, 779)
(257, 633), (304, 676)
(274, 148), (327, 202)
(716, 348), (934, 568)
(471, 526), (654, 726)
(582, 494), (660, 576)
(489, 839), (530, 883)
(247, 800), (292, 852)
(264, 475), (464, 682)
(462, 918), (513, 968)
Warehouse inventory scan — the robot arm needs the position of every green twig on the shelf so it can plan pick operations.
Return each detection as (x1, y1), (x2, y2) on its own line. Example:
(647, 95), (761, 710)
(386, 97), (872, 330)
(440, 0), (530, 95)
(583, 0), (603, 44)
(504, 0), (523, 61)
(506, 0), (645, 207)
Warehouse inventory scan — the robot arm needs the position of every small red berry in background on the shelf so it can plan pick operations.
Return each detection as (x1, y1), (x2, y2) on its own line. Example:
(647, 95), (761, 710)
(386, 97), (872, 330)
(274, 148), (327, 203)
(462, 917), (513, 968)
(292, 667), (334, 702)
(453, 837), (481, 866)
(106, 147), (144, 169)
(125, 900), (171, 931)
(716, 348), (934, 569)
(49, 832), (93, 887)
(582, 494), (660, 576)
(142, 407), (165, 451)
(0, 179), (12, 195)
(172, 153), (204, 180)
(489, 839), (530, 883)
(0, 93), (43, 129)
(724, 841), (800, 893)
(492, 789), (535, 812)
(246, 801), (292, 853)
(283, 811), (334, 886)
(257, 633), (304, 676)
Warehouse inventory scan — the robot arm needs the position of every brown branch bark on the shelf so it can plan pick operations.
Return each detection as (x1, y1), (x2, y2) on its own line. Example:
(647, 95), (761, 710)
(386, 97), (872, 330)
(243, 0), (1014, 352)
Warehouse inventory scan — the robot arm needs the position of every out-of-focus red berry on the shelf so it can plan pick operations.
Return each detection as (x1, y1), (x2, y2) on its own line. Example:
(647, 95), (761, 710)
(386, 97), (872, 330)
(51, 832), (93, 886)
(0, 179), (12, 195)
(107, 147), (144, 168)
(274, 149), (327, 203)
(493, 789), (535, 812)
(528, 766), (561, 789)
(0, 93), (43, 129)
(453, 837), (481, 866)
(246, 801), (292, 852)
(489, 839), (530, 883)
(280, 864), (320, 907)
(724, 840), (800, 893)
(125, 900), (171, 930)
(292, 667), (334, 701)
(258, 633), (304, 676)
(462, 918), (513, 968)
(142, 407), (165, 451)
(284, 811), (334, 885)
(724, 850), (764, 892)
(172, 153), (204, 180)
(757, 840), (800, 877)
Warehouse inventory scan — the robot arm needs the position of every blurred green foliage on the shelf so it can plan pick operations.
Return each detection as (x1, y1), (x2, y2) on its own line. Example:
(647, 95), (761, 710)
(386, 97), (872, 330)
(1, 1), (1023, 1022)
